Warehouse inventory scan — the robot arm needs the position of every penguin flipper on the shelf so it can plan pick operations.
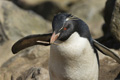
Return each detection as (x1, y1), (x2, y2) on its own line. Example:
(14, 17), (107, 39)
(93, 39), (120, 64)
(12, 33), (52, 54)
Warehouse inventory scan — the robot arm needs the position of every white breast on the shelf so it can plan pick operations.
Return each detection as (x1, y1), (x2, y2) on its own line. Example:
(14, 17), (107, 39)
(49, 32), (99, 80)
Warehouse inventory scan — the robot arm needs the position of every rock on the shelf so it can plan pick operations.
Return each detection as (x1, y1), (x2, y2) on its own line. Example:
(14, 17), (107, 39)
(0, 1), (51, 68)
(0, 1), (51, 76)
(12, 0), (80, 21)
(98, 48), (120, 80)
(13, 67), (49, 80)
(69, 0), (106, 38)
(0, 72), (12, 80)
(1, 45), (50, 70)
(0, 67), (49, 80)
(12, 0), (79, 10)
(0, 22), (9, 45)
(99, 58), (120, 80)
(0, 45), (50, 80)
(110, 0), (120, 42)
(32, 1), (65, 21)
(0, 1), (51, 41)
(12, 0), (65, 21)
(0, 41), (15, 67)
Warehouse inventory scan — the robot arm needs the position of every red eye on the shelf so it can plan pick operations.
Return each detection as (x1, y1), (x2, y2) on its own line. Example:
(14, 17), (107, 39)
(64, 27), (67, 30)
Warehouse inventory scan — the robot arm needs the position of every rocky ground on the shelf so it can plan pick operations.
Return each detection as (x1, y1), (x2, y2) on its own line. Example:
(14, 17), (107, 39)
(0, 0), (120, 80)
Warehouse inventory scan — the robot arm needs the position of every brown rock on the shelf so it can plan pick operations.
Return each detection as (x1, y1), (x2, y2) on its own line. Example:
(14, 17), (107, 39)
(0, 72), (12, 80)
(0, 41), (15, 67)
(1, 45), (50, 70)
(0, 45), (50, 80)
(0, 1), (51, 69)
(99, 58), (120, 80)
(12, 0), (79, 10)
(12, 67), (49, 80)
(0, 67), (49, 80)
(69, 0), (106, 38)
(0, 1), (51, 41)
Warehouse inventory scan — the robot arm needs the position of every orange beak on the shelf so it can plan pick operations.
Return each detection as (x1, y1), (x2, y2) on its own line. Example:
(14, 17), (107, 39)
(50, 32), (60, 44)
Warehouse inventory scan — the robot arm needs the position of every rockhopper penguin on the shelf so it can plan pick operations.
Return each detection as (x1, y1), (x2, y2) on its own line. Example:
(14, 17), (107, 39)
(50, 13), (99, 80)
(12, 13), (120, 80)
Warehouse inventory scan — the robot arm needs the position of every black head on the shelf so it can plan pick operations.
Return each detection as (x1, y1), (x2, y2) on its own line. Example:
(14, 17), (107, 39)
(50, 13), (92, 44)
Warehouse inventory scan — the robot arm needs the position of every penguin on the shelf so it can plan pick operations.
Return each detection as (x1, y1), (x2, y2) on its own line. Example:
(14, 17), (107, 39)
(12, 13), (120, 80)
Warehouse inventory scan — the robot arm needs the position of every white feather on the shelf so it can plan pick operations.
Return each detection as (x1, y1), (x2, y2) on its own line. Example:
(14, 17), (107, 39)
(49, 32), (98, 80)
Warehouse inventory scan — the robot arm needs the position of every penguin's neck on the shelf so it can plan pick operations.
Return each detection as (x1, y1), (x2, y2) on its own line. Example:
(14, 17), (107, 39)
(50, 32), (95, 61)
(49, 32), (98, 80)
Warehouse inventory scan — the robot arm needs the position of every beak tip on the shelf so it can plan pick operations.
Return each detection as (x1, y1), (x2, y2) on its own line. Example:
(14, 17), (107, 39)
(50, 32), (60, 44)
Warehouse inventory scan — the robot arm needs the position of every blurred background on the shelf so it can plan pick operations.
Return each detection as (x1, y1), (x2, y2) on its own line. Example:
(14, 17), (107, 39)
(0, 0), (120, 80)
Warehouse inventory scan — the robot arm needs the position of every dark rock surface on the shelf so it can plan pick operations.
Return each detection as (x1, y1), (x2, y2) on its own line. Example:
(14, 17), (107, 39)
(12, 0), (80, 21)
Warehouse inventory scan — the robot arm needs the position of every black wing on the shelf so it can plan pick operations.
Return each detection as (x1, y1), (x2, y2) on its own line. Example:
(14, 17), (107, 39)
(12, 33), (52, 54)
(93, 40), (120, 64)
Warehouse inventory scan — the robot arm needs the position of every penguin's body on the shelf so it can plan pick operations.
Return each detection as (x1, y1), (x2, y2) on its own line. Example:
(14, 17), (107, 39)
(49, 13), (99, 80)
(50, 32), (98, 80)
(11, 13), (120, 80)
